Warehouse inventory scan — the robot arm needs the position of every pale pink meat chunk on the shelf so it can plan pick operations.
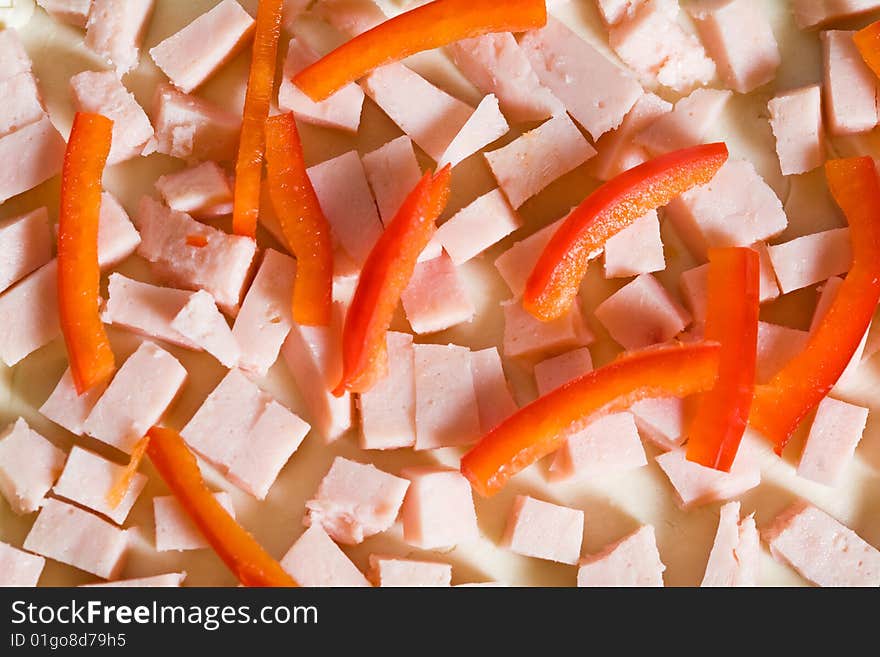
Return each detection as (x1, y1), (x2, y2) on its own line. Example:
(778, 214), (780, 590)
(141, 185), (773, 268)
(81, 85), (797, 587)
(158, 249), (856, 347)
(85, 0), (154, 76)
(401, 253), (475, 334)
(400, 467), (479, 550)
(635, 88), (732, 156)
(23, 498), (129, 580)
(763, 502), (880, 587)
(603, 210), (665, 278)
(359, 332), (416, 450)
(822, 30), (879, 136)
(438, 94), (509, 169)
(794, 0), (880, 29)
(0, 29), (30, 79)
(436, 189), (521, 265)
(502, 495), (584, 565)
(534, 347), (594, 396)
(0, 541), (45, 587)
(470, 347), (518, 433)
(592, 93), (672, 181)
(95, 192), (142, 268)
(362, 136), (422, 225)
(494, 217), (565, 297)
(595, 0), (642, 25)
(305, 456), (410, 545)
(36, 0), (91, 28)
(154, 493), (235, 551)
(151, 84), (241, 162)
(756, 321), (810, 383)
(281, 525), (371, 587)
(629, 397), (686, 450)
(766, 228), (851, 294)
(155, 162), (234, 218)
(503, 298), (594, 359)
(577, 526), (666, 587)
(0, 207), (51, 294)
(0, 115), (66, 204)
(40, 368), (107, 436)
(314, 0), (385, 37)
(768, 85), (826, 175)
(82, 572), (187, 587)
(701, 502), (760, 587)
(0, 72), (45, 139)
(171, 290), (240, 368)
(0, 418), (65, 515)
(549, 412), (648, 481)
(798, 397), (868, 486)
(368, 555), (452, 587)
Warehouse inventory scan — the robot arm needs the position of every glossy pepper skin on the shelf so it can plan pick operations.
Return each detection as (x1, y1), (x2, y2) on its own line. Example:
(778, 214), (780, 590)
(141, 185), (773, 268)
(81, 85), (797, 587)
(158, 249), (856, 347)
(524, 142), (729, 322)
(146, 427), (297, 587)
(57, 112), (116, 395)
(750, 157), (880, 454)
(334, 166), (452, 396)
(854, 21), (880, 80)
(686, 247), (760, 472)
(460, 342), (722, 497)
(265, 112), (334, 326)
(106, 435), (150, 509)
(293, 0), (547, 102)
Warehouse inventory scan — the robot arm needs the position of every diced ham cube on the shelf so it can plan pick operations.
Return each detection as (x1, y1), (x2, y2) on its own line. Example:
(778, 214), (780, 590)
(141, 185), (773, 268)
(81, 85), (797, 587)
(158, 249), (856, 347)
(281, 524), (371, 587)
(0, 261), (59, 366)
(150, 0), (255, 94)
(768, 85), (826, 175)
(448, 32), (563, 123)
(798, 397), (868, 486)
(502, 494), (584, 565)
(438, 94), (509, 169)
(577, 525), (666, 587)
(154, 492), (235, 551)
(0, 540), (45, 587)
(171, 290), (240, 368)
(359, 332), (416, 450)
(629, 397), (685, 450)
(520, 17), (643, 139)
(756, 321), (810, 383)
(151, 84), (241, 162)
(0, 207), (51, 294)
(52, 446), (147, 525)
(362, 136), (422, 225)
(595, 0), (641, 25)
(436, 189), (521, 265)
(793, 0), (880, 30)
(305, 456), (410, 545)
(0, 71), (44, 139)
(0, 115), (66, 204)
(534, 347), (594, 395)
(811, 276), (868, 387)
(549, 412), (648, 481)
(486, 112), (596, 210)
(503, 297), (594, 359)
(603, 210), (665, 278)
(83, 341), (188, 454)
(470, 347), (518, 433)
(592, 93), (672, 181)
(635, 88), (732, 156)
(413, 343), (482, 450)
(36, 0), (91, 28)
(401, 253), (475, 334)
(368, 555), (452, 587)
(701, 501), (760, 587)
(494, 217), (565, 297)
(763, 502), (880, 586)
(822, 30), (880, 136)
(95, 192), (142, 268)
(155, 162), (234, 218)
(85, 0), (154, 76)
(24, 498), (129, 579)
(82, 572), (187, 587)
(400, 467), (479, 549)
(314, 0), (386, 37)
(0, 418), (65, 515)
(688, 0), (780, 94)
(766, 227), (851, 294)
(40, 368), (107, 436)
(0, 28), (30, 79)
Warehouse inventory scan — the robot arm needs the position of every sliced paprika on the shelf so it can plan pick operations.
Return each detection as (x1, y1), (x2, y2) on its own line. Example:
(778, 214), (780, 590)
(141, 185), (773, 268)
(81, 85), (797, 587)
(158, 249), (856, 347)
(854, 20), (880, 80)
(106, 435), (150, 509)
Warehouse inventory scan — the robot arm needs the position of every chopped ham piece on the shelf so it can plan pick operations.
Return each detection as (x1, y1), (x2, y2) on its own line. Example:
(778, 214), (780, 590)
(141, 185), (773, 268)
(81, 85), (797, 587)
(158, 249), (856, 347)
(154, 493), (235, 551)
(83, 341), (187, 454)
(0, 261), (59, 366)
(470, 347), (518, 433)
(305, 456), (409, 545)
(0, 207), (51, 294)
(811, 276), (868, 386)
(0, 115), (66, 204)
(603, 210), (665, 278)
(359, 332), (416, 450)
(171, 290), (240, 368)
(577, 525), (665, 587)
(763, 502), (880, 587)
(502, 494), (583, 565)
(82, 572), (186, 587)
(134, 196), (256, 313)
(36, 0), (91, 28)
(368, 555), (452, 587)
(448, 32), (563, 123)
(595, 0), (641, 25)
(281, 0), (308, 32)
(756, 321), (810, 383)
(401, 253), (475, 334)
(53, 446), (147, 525)
(0, 29), (29, 78)
(70, 70), (154, 165)
(40, 368), (107, 436)
(793, 0), (880, 29)
(629, 397), (685, 450)
(503, 298), (594, 359)
(438, 94), (509, 169)
(0, 72), (44, 139)
(520, 17), (643, 139)
(95, 192), (141, 268)
(701, 501), (760, 587)
(400, 467), (479, 549)
(688, 0), (780, 94)
(24, 498), (129, 579)
(315, 0), (386, 37)
(494, 217), (565, 297)
(0, 540), (45, 587)
(534, 347), (594, 395)
(85, 0), (154, 76)
(592, 93), (672, 181)
(151, 84), (241, 162)
(822, 30), (880, 136)
(436, 189), (521, 265)
(635, 88), (732, 156)
(768, 85), (825, 175)
(0, 418), (65, 515)
(413, 343), (482, 450)
(362, 136), (422, 225)
(280, 525), (371, 587)
(485, 113), (596, 209)
(766, 227), (851, 294)
(798, 397), (868, 486)
(549, 412), (648, 481)
(149, 0), (255, 94)
(155, 162), (234, 218)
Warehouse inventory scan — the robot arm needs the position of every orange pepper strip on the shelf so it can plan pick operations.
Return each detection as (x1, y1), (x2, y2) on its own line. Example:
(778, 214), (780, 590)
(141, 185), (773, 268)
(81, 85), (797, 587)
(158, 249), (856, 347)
(685, 248), (759, 472)
(264, 112), (334, 326)
(461, 342), (722, 497)
(58, 112), (116, 395)
(293, 0), (547, 102)
(232, 0), (284, 238)
(106, 435), (150, 509)
(523, 143), (729, 322)
(146, 426), (297, 587)
(854, 21), (880, 79)
(749, 157), (880, 454)
(333, 166), (452, 396)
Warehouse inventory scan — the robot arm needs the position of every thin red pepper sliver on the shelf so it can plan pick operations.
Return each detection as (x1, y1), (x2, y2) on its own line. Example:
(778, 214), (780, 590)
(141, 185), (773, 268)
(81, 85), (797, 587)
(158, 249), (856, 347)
(854, 20), (880, 80)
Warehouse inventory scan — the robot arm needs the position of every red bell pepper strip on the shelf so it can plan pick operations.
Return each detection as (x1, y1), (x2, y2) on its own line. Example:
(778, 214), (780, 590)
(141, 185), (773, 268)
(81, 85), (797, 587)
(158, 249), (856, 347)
(854, 21), (880, 79)
(293, 0), (547, 102)
(460, 342), (722, 497)
(523, 143), (729, 322)
(265, 112), (334, 326)
(334, 166), (452, 396)
(749, 156), (880, 454)
(146, 426), (297, 587)
(58, 112), (116, 395)
(685, 248), (760, 472)
(106, 435), (150, 509)
(232, 0), (284, 238)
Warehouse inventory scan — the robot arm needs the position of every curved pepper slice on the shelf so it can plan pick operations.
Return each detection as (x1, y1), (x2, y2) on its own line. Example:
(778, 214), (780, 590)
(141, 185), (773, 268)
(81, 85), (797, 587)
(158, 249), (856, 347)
(854, 21), (880, 79)
(334, 166), (452, 396)
(524, 143), (729, 322)
(232, 0), (284, 238)
(265, 113), (334, 326)
(58, 112), (116, 395)
(461, 342), (722, 497)
(293, 0), (547, 102)
(146, 426), (297, 587)
(106, 435), (150, 509)
(750, 157), (880, 454)
(685, 248), (760, 471)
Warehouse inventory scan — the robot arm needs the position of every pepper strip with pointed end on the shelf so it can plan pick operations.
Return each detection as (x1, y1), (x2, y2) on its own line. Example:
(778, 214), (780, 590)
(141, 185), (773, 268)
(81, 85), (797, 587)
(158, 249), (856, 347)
(106, 435), (150, 509)
(854, 21), (880, 79)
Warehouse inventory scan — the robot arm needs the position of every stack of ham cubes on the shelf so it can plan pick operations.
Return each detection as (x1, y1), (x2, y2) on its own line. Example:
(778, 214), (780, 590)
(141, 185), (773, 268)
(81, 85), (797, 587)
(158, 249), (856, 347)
(1, 0), (879, 588)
